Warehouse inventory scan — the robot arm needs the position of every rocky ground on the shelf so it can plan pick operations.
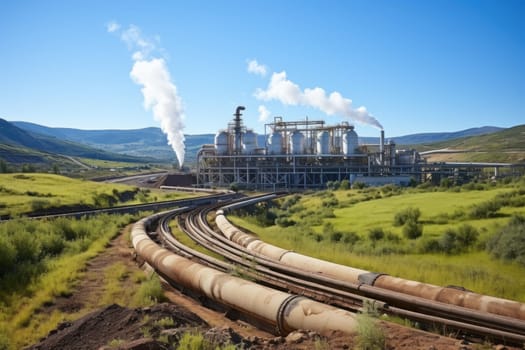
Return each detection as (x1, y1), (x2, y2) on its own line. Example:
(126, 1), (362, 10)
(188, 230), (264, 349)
(26, 228), (516, 350)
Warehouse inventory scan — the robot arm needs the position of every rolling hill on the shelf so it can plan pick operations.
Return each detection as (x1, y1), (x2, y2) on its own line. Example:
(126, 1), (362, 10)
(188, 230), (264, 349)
(0, 118), (157, 165)
(414, 125), (525, 163)
(11, 121), (506, 164)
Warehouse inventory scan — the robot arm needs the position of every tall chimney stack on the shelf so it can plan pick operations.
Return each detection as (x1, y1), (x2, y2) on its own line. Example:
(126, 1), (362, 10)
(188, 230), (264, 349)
(380, 130), (385, 165)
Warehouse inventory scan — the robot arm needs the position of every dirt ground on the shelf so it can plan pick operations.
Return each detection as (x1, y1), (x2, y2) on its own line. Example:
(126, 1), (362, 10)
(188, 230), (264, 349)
(27, 228), (515, 350)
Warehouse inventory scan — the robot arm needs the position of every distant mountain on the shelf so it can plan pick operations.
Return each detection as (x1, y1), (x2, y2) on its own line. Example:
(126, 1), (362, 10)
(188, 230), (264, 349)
(0, 119), (155, 163)
(390, 126), (503, 145)
(359, 126), (503, 145)
(11, 120), (508, 164)
(415, 124), (525, 163)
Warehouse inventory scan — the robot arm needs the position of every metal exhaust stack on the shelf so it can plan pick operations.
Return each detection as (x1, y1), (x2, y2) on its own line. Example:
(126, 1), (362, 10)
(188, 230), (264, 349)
(380, 129), (385, 165)
(233, 106), (245, 154)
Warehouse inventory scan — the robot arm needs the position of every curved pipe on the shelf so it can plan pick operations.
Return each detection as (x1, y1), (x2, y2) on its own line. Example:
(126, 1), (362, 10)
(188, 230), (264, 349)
(131, 212), (358, 336)
(215, 210), (525, 321)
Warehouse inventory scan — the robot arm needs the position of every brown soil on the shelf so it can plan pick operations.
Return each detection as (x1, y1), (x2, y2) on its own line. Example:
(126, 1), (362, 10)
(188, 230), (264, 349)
(28, 228), (516, 350)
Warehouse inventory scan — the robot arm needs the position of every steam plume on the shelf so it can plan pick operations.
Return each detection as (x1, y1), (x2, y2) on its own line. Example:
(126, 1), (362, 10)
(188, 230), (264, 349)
(109, 22), (185, 166)
(254, 70), (383, 130)
(258, 105), (271, 122)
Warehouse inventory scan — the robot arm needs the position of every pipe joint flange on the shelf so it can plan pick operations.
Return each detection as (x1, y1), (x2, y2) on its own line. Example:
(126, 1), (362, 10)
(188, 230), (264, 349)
(276, 295), (302, 335)
(358, 272), (387, 286)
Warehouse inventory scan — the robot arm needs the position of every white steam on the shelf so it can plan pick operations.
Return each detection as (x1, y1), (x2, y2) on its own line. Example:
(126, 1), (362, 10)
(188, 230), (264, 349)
(109, 22), (185, 166)
(258, 105), (271, 122)
(253, 70), (383, 130)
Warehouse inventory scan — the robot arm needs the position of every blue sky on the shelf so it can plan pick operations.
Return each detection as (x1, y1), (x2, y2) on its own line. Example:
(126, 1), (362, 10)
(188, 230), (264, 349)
(1, 0), (523, 138)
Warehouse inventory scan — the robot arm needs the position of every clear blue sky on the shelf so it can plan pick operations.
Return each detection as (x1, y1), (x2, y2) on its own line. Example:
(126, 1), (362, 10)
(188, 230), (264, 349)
(1, 0), (523, 138)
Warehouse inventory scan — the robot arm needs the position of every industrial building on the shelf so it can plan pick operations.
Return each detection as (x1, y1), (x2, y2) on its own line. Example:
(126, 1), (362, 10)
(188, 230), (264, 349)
(196, 106), (422, 190)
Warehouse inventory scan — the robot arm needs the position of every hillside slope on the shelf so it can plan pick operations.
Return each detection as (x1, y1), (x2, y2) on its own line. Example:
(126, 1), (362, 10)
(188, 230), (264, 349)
(0, 119), (155, 163)
(416, 125), (525, 163)
(12, 120), (505, 164)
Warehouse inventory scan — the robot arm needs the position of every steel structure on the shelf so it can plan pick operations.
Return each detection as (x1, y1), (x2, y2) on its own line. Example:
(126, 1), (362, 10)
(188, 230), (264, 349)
(197, 107), (416, 189)
(196, 107), (524, 189)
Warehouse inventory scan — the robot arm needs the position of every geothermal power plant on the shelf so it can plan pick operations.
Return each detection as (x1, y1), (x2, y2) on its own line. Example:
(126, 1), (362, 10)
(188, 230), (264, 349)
(196, 106), (421, 189)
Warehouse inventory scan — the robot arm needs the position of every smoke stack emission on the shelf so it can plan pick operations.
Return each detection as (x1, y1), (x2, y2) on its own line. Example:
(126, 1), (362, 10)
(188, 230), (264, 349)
(109, 23), (186, 167)
(252, 69), (383, 130)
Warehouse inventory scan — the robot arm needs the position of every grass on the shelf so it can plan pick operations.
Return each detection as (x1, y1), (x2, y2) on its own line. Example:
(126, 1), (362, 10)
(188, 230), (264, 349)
(0, 214), (143, 350)
(229, 179), (525, 302)
(0, 173), (195, 217)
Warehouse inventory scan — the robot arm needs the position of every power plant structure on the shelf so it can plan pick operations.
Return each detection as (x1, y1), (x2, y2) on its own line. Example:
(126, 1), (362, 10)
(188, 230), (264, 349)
(196, 106), (421, 190)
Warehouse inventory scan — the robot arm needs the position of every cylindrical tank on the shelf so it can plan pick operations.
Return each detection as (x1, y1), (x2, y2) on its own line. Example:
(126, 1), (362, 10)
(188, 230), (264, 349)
(316, 131), (330, 155)
(289, 130), (305, 155)
(342, 129), (358, 155)
(268, 132), (283, 155)
(214, 130), (229, 155)
(242, 130), (258, 154)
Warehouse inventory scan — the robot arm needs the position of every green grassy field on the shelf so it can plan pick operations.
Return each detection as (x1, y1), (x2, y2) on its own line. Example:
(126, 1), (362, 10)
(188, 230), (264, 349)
(229, 178), (525, 302)
(0, 173), (199, 349)
(0, 173), (192, 217)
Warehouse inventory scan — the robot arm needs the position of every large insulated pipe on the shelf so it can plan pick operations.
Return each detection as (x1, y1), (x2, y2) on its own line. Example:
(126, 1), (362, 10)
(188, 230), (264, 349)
(215, 210), (525, 321)
(131, 213), (358, 336)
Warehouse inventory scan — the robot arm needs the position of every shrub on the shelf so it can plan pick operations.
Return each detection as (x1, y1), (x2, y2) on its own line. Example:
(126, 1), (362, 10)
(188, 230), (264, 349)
(469, 200), (501, 219)
(280, 194), (301, 210)
(403, 219), (423, 240)
(342, 232), (360, 245)
(456, 224), (479, 248)
(368, 228), (384, 242)
(322, 197), (339, 208)
(326, 181), (340, 190)
(440, 229), (459, 254)
(487, 215), (525, 266)
(135, 274), (167, 306)
(0, 236), (16, 276)
(31, 199), (51, 212)
(355, 313), (386, 350)
(275, 217), (296, 227)
(393, 207), (421, 226)
(339, 179), (350, 190)
(352, 181), (367, 189)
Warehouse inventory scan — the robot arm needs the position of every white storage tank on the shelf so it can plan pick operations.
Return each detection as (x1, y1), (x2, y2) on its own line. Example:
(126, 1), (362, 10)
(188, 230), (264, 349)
(342, 129), (359, 155)
(316, 131), (330, 155)
(268, 132), (283, 154)
(242, 130), (258, 154)
(214, 130), (229, 155)
(289, 130), (305, 154)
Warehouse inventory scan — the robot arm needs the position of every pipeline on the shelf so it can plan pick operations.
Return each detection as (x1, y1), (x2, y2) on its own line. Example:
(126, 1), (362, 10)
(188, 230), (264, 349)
(131, 211), (359, 336)
(215, 207), (525, 321)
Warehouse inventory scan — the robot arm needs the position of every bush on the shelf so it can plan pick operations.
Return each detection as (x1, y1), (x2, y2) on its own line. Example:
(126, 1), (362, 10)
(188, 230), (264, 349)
(368, 228), (384, 242)
(440, 229), (459, 254)
(355, 313), (386, 350)
(135, 274), (167, 306)
(393, 207), (421, 226)
(275, 217), (296, 227)
(469, 200), (501, 219)
(0, 237), (16, 277)
(339, 179), (350, 190)
(343, 232), (360, 245)
(456, 224), (479, 248)
(403, 219), (423, 239)
(487, 215), (525, 266)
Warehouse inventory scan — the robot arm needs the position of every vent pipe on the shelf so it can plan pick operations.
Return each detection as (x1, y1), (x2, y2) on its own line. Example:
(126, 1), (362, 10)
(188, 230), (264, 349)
(233, 106), (245, 153)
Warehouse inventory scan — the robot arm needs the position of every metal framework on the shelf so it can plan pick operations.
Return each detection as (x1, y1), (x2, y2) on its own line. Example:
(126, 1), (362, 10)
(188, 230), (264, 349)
(196, 107), (525, 189)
